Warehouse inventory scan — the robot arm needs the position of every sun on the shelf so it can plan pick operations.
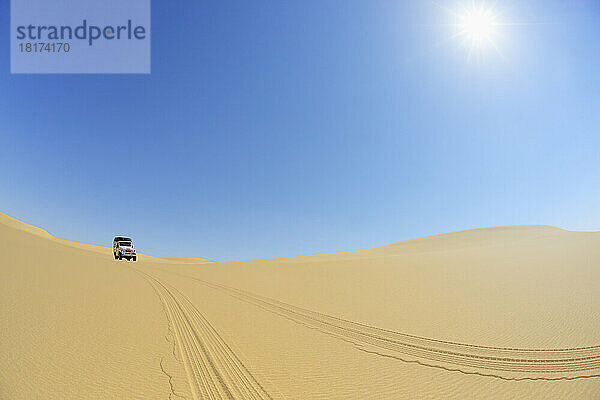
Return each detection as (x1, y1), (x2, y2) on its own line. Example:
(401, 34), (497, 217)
(432, 1), (526, 59)
(462, 9), (495, 43)
(456, 4), (500, 51)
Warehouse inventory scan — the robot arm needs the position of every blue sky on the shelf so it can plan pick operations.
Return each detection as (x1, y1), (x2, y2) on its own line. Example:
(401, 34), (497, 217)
(1, 1), (599, 261)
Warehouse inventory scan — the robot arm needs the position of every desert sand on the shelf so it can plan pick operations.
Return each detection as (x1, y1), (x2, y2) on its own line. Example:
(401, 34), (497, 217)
(1, 211), (599, 399)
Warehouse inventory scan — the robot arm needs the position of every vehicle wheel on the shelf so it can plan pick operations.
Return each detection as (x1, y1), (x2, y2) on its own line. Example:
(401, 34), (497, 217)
(133, 256), (137, 262)
(118, 254), (122, 260)
(113, 252), (117, 260)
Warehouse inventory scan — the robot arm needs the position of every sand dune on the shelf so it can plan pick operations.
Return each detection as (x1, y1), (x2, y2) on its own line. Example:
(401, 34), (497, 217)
(1, 212), (599, 399)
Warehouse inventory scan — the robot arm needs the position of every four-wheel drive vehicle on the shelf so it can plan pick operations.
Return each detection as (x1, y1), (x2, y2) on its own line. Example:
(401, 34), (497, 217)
(113, 236), (137, 261)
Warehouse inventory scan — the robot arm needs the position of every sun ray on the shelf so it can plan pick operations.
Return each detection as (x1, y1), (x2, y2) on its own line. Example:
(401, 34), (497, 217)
(422, 0), (553, 62)
(449, 1), (503, 57)
(430, 0), (463, 19)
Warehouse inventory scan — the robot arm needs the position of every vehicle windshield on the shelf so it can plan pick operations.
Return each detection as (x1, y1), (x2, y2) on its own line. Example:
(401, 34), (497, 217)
(119, 242), (132, 247)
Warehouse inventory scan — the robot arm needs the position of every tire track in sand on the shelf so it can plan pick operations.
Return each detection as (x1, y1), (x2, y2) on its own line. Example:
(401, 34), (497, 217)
(133, 268), (274, 400)
(147, 266), (600, 381)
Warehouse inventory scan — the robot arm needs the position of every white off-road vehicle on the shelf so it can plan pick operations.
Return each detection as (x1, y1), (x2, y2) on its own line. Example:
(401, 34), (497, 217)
(113, 236), (137, 261)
